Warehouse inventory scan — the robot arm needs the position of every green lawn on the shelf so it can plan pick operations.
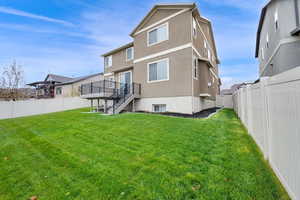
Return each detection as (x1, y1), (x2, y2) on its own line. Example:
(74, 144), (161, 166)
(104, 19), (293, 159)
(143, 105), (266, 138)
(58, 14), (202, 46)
(0, 109), (289, 200)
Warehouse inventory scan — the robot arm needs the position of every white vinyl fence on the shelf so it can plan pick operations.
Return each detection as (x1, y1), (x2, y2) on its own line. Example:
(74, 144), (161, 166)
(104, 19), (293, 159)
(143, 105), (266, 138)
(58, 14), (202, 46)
(0, 97), (90, 120)
(233, 67), (300, 200)
(216, 95), (233, 108)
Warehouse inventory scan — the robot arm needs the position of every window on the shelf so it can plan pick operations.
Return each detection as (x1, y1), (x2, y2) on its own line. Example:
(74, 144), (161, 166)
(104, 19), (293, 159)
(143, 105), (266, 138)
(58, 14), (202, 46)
(208, 49), (211, 60)
(148, 58), (169, 82)
(56, 87), (62, 95)
(107, 77), (115, 88)
(266, 33), (269, 48)
(153, 104), (166, 113)
(193, 17), (197, 38)
(104, 56), (112, 68)
(193, 56), (198, 79)
(261, 47), (265, 60)
(274, 9), (279, 30)
(148, 23), (168, 46)
(126, 47), (134, 61)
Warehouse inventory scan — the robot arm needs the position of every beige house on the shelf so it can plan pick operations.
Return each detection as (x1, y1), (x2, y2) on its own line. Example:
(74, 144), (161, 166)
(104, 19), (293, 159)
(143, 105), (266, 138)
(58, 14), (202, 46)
(55, 73), (103, 98)
(81, 3), (221, 114)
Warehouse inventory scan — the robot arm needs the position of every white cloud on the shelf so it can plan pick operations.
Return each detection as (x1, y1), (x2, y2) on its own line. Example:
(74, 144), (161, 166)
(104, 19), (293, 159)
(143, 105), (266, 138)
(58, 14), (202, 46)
(0, 6), (74, 26)
(0, 23), (87, 38)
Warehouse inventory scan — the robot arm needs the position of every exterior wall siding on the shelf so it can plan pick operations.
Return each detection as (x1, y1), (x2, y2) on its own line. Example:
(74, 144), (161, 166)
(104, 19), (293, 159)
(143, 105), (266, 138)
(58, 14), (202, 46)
(141, 9), (181, 28)
(135, 96), (193, 114)
(134, 48), (192, 98)
(259, 0), (300, 77)
(104, 45), (134, 74)
(133, 11), (191, 60)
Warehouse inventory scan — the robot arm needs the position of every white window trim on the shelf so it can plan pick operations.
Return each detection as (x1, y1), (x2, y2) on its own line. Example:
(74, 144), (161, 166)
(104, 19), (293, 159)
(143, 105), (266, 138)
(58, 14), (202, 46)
(147, 58), (169, 83)
(152, 104), (167, 113)
(192, 17), (197, 38)
(266, 33), (269, 47)
(119, 70), (132, 84)
(56, 87), (62, 95)
(147, 22), (169, 47)
(274, 9), (279, 31)
(126, 47), (134, 61)
(193, 55), (198, 80)
(105, 55), (112, 68)
(261, 47), (265, 60)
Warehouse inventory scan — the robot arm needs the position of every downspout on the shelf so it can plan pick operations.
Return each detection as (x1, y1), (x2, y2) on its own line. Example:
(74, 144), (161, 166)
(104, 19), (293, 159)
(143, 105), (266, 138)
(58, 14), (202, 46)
(291, 0), (300, 35)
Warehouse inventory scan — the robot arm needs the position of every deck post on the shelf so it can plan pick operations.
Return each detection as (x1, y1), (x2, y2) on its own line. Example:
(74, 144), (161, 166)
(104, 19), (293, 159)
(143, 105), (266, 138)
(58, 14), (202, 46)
(90, 99), (93, 112)
(104, 99), (107, 113)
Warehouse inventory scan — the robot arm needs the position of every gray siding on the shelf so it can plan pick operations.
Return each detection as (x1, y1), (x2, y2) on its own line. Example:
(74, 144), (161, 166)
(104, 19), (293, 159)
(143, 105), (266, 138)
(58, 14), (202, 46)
(259, 0), (300, 77)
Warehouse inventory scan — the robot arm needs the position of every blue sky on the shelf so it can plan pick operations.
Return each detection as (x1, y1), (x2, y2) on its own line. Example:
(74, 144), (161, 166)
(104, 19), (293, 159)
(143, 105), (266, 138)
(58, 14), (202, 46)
(0, 0), (268, 89)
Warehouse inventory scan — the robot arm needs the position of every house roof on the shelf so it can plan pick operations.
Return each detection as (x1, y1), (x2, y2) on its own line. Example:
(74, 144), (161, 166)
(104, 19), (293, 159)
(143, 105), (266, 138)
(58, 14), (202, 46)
(55, 73), (103, 86)
(44, 74), (73, 83)
(255, 0), (273, 58)
(101, 3), (220, 63)
(130, 3), (196, 37)
(101, 42), (133, 57)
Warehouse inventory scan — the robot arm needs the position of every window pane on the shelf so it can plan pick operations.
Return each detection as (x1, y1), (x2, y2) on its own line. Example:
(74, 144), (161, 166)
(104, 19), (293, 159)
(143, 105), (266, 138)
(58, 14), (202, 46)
(157, 25), (167, 41)
(108, 56), (112, 66)
(149, 29), (157, 45)
(149, 63), (157, 81)
(157, 60), (167, 80)
(104, 57), (108, 66)
(127, 48), (132, 60)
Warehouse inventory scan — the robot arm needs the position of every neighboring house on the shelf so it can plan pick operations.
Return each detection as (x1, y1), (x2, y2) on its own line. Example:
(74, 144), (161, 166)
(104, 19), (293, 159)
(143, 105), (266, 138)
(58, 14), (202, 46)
(28, 74), (73, 98)
(54, 73), (103, 98)
(28, 73), (103, 99)
(256, 0), (300, 77)
(81, 3), (221, 115)
(220, 83), (246, 95)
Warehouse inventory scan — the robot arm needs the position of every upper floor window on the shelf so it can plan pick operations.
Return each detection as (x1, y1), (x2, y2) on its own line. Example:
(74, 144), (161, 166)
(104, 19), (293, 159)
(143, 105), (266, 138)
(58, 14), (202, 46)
(266, 33), (269, 48)
(148, 58), (169, 82)
(208, 49), (211, 61)
(126, 47), (134, 61)
(193, 56), (198, 79)
(104, 56), (112, 68)
(193, 17), (197, 38)
(274, 9), (279, 31)
(147, 23), (168, 46)
(261, 47), (265, 60)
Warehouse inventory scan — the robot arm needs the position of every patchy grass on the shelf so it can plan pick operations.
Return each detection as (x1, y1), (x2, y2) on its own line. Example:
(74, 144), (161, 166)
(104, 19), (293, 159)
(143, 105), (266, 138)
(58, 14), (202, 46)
(0, 108), (289, 200)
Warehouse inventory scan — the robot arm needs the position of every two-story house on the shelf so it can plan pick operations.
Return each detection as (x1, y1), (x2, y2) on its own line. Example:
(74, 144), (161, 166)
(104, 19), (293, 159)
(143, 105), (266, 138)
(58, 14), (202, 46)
(81, 3), (221, 115)
(256, 0), (300, 77)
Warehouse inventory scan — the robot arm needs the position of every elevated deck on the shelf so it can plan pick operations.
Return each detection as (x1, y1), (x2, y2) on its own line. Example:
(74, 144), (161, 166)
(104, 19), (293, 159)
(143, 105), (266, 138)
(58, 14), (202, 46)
(80, 80), (141, 114)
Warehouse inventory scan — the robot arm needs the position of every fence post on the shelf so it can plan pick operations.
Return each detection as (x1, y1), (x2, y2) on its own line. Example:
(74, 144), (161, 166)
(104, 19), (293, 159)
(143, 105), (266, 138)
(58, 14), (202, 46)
(260, 77), (271, 160)
(246, 84), (253, 135)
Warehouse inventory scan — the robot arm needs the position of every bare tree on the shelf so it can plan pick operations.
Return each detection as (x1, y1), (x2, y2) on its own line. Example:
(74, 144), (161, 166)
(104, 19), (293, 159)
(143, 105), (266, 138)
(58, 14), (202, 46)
(0, 60), (25, 100)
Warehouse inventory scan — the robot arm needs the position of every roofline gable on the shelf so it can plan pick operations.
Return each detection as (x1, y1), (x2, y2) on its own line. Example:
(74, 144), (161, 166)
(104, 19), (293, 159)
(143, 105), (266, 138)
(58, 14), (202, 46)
(130, 3), (196, 37)
(255, 0), (273, 58)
